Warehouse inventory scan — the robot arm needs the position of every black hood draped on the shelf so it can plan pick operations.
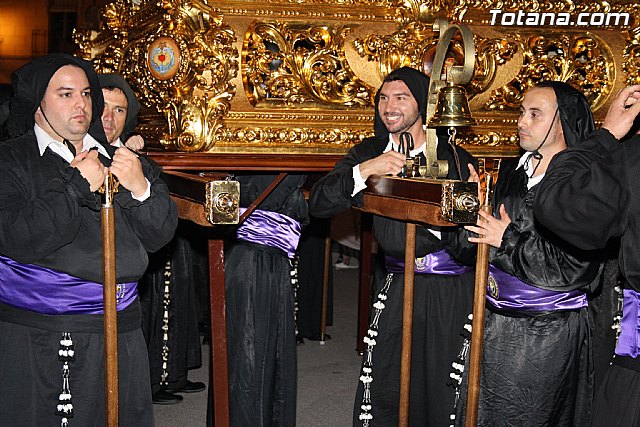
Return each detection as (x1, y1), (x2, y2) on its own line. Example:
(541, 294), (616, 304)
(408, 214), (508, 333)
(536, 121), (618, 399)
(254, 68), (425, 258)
(373, 66), (430, 138)
(3, 53), (108, 145)
(535, 80), (595, 147)
(98, 73), (141, 141)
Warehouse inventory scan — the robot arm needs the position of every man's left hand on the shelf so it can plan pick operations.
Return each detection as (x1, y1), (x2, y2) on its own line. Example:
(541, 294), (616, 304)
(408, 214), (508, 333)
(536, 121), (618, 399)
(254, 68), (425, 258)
(464, 204), (511, 248)
(109, 147), (148, 198)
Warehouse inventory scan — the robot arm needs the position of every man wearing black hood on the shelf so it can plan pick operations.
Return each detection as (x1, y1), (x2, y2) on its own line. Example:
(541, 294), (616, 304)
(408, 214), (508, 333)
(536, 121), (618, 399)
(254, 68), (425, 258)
(309, 67), (477, 426)
(97, 73), (205, 405)
(98, 73), (145, 151)
(0, 53), (177, 425)
(534, 84), (640, 427)
(453, 82), (602, 426)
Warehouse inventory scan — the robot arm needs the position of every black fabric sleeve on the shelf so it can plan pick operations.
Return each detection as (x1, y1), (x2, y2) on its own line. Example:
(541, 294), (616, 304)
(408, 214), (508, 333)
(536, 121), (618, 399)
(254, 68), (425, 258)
(534, 128), (630, 251)
(0, 138), (94, 261)
(309, 137), (385, 218)
(114, 156), (178, 254)
(492, 205), (602, 291)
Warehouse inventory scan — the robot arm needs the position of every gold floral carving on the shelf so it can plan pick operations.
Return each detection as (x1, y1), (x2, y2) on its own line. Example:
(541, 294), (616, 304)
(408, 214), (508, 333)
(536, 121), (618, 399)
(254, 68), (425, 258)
(354, 21), (438, 77)
(484, 33), (615, 112)
(75, 0), (640, 155)
(242, 21), (374, 108)
(76, 0), (238, 152)
(468, 36), (519, 99)
(624, 26), (640, 85)
(215, 124), (371, 152)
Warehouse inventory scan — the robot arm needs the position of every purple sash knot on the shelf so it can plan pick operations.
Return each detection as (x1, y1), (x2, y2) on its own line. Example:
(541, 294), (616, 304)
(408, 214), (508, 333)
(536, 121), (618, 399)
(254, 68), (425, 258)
(0, 255), (137, 315)
(385, 249), (472, 275)
(615, 289), (640, 358)
(237, 208), (301, 259)
(486, 265), (587, 312)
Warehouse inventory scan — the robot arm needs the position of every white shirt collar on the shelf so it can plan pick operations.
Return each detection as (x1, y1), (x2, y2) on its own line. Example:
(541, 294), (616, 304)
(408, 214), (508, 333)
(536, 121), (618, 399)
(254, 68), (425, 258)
(384, 134), (429, 157)
(111, 138), (123, 148)
(35, 124), (111, 163)
(516, 151), (544, 190)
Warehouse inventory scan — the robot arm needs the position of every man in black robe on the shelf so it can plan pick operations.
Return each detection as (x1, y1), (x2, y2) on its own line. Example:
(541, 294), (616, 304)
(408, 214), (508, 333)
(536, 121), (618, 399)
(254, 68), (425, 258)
(139, 221), (206, 405)
(454, 81), (602, 425)
(208, 174), (309, 426)
(534, 84), (640, 427)
(0, 53), (177, 426)
(309, 66), (477, 426)
(96, 73), (205, 405)
(98, 73), (145, 151)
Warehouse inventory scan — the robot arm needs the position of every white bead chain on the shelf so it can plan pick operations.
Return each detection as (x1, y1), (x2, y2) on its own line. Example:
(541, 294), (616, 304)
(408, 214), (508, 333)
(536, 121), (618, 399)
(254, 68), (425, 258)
(358, 273), (393, 426)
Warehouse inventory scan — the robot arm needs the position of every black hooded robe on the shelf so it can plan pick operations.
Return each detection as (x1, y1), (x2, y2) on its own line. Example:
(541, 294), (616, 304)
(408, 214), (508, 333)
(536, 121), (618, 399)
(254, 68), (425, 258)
(534, 127), (640, 427)
(452, 158), (600, 426)
(0, 54), (178, 426)
(452, 82), (602, 426)
(207, 174), (309, 427)
(309, 133), (477, 427)
(139, 222), (204, 394)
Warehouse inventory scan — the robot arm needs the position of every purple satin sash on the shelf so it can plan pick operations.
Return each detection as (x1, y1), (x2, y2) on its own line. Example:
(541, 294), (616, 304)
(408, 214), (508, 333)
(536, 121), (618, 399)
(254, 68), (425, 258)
(0, 255), (137, 315)
(486, 265), (587, 312)
(615, 289), (640, 358)
(237, 208), (301, 259)
(384, 249), (472, 275)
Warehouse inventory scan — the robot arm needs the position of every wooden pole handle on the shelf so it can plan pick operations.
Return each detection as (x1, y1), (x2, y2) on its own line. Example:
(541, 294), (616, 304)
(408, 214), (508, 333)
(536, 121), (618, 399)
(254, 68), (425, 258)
(102, 205), (119, 427)
(399, 223), (417, 427)
(465, 174), (493, 427)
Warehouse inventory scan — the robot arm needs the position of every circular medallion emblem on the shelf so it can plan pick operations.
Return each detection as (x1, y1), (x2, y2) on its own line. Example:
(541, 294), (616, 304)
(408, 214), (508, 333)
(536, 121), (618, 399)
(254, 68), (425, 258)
(147, 37), (181, 80)
(414, 254), (431, 272)
(488, 274), (499, 299)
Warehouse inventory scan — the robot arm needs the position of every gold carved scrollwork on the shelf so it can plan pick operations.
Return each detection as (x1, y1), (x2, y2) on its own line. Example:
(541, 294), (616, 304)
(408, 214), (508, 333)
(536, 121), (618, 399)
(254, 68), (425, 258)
(76, 0), (239, 152)
(624, 27), (640, 85)
(468, 36), (519, 98)
(354, 20), (518, 98)
(74, 0), (134, 70)
(457, 128), (519, 149)
(218, 124), (369, 151)
(354, 21), (436, 77)
(242, 22), (373, 108)
(484, 33), (615, 111)
(390, 0), (455, 24)
(75, 0), (640, 156)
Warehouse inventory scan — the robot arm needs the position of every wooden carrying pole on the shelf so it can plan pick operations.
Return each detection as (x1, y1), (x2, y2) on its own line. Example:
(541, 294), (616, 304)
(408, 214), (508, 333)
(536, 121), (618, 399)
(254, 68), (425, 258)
(398, 223), (417, 427)
(102, 174), (119, 427)
(465, 175), (493, 427)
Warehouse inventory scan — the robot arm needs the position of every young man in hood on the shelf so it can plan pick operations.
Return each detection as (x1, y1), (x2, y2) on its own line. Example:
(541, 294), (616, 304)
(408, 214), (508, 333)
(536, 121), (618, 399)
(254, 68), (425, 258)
(310, 66), (477, 426)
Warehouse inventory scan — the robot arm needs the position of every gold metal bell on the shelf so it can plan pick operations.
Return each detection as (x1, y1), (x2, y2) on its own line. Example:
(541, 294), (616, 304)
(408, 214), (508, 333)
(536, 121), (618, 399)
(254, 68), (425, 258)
(428, 82), (476, 128)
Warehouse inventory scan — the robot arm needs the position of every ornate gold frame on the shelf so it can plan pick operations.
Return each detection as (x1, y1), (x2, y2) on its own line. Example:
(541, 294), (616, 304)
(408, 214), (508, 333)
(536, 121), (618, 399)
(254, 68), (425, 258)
(75, 0), (640, 157)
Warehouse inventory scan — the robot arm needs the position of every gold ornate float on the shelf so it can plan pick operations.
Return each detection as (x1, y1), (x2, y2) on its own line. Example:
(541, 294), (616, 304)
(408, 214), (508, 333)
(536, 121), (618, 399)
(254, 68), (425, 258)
(75, 0), (640, 158)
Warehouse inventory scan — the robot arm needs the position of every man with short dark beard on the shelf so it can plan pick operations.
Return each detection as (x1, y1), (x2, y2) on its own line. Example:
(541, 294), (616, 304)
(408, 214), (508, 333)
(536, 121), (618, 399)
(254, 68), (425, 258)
(310, 67), (477, 426)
